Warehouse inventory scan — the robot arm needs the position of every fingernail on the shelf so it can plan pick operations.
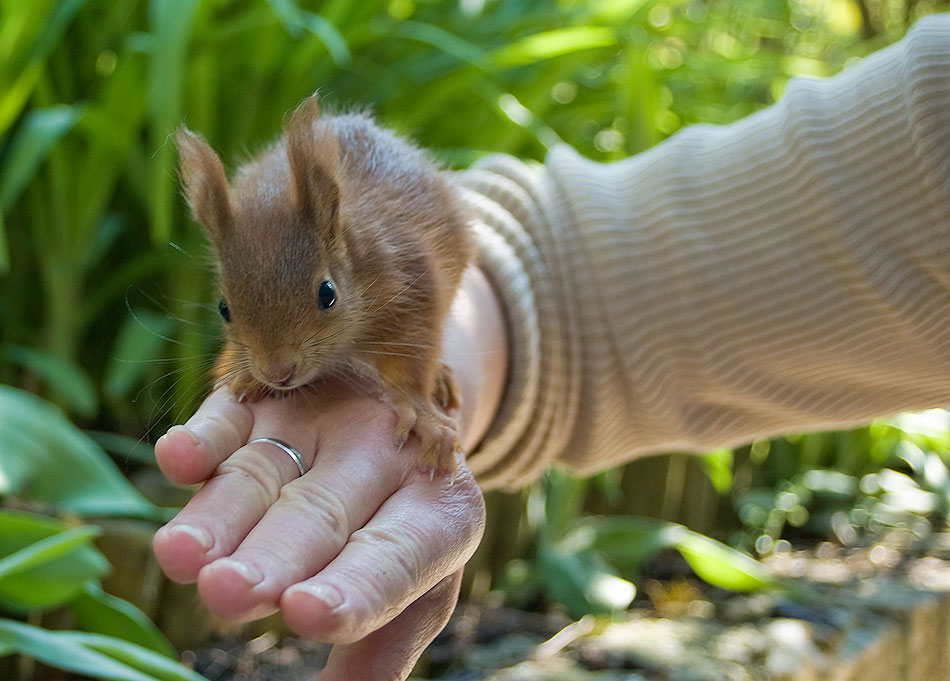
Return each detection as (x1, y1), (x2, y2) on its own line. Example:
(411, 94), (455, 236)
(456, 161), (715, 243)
(295, 582), (344, 610)
(166, 524), (213, 552)
(216, 558), (264, 586)
(168, 425), (201, 448)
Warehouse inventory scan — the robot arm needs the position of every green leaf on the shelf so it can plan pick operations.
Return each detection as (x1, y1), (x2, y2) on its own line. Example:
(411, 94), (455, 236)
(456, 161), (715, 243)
(0, 105), (82, 213)
(489, 26), (619, 67)
(0, 619), (206, 681)
(390, 20), (488, 67)
(588, 0), (654, 23)
(673, 530), (777, 592)
(147, 0), (200, 244)
(103, 310), (175, 402)
(586, 515), (681, 570)
(1, 343), (98, 418)
(701, 448), (734, 494)
(70, 583), (176, 658)
(0, 385), (161, 519)
(85, 431), (157, 467)
(585, 515), (777, 592)
(0, 511), (108, 612)
(0, 212), (7, 274)
(60, 631), (208, 681)
(0, 0), (87, 137)
(538, 543), (636, 618)
(266, 0), (350, 66)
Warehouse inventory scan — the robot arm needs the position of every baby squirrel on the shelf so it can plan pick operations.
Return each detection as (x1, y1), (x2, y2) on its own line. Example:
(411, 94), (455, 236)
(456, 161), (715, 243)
(177, 95), (474, 473)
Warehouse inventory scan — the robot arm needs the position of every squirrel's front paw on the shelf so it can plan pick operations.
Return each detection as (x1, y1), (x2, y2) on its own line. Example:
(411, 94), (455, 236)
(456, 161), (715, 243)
(391, 400), (461, 475)
(224, 373), (269, 403)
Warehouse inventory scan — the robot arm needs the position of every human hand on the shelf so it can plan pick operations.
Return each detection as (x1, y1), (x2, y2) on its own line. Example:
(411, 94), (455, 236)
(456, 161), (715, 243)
(152, 385), (485, 680)
(152, 267), (507, 680)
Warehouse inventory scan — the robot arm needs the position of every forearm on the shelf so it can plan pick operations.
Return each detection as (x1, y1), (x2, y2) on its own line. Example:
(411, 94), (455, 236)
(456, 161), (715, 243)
(459, 14), (950, 489)
(442, 266), (509, 453)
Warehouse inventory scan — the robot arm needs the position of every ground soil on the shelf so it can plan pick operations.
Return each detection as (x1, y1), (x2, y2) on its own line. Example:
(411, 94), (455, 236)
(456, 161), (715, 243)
(177, 537), (950, 681)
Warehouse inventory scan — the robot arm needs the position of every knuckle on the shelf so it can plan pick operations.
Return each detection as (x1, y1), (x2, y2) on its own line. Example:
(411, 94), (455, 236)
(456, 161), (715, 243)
(277, 481), (350, 544)
(349, 520), (428, 582)
(195, 412), (248, 454)
(216, 455), (284, 502)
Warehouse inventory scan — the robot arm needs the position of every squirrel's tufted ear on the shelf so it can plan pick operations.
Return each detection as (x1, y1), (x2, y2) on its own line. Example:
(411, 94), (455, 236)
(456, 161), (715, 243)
(285, 94), (342, 240)
(176, 127), (233, 241)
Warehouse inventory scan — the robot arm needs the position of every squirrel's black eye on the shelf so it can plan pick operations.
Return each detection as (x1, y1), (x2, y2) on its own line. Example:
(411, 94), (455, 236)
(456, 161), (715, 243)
(317, 280), (336, 310)
(218, 298), (231, 323)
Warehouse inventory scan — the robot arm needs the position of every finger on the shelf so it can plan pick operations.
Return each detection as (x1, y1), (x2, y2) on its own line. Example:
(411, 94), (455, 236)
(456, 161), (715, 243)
(153, 402), (319, 584)
(279, 458), (485, 644)
(154, 386), (253, 485)
(195, 404), (409, 621)
(316, 570), (462, 681)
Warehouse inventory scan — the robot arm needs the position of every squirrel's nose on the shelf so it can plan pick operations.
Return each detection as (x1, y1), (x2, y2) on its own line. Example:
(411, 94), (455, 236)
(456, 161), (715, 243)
(263, 363), (297, 388)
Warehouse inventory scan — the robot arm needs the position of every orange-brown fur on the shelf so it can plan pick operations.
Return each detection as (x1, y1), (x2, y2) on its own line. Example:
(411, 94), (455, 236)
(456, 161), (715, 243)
(177, 95), (473, 472)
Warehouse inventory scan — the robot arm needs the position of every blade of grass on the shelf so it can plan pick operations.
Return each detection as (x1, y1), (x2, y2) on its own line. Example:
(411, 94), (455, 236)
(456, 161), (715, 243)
(488, 26), (619, 68)
(147, 0), (199, 244)
(266, 0), (351, 66)
(0, 212), (7, 274)
(0, 105), (81, 213)
(0, 0), (86, 137)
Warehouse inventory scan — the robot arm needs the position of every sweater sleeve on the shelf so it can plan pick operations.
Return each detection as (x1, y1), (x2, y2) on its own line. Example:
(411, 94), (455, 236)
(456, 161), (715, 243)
(457, 14), (950, 491)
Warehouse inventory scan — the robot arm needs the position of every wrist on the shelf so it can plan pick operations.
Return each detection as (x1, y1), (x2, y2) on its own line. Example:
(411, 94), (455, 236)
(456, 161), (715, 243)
(442, 265), (509, 451)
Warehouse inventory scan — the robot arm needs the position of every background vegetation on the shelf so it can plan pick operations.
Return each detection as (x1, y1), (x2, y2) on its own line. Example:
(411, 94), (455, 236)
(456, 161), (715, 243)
(1, 0), (950, 677)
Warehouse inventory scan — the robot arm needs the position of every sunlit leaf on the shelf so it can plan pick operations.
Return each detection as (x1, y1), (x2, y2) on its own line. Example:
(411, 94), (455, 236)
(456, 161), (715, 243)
(489, 26), (619, 67)
(701, 448), (734, 494)
(673, 530), (777, 592)
(588, 0), (653, 23)
(0, 0), (86, 136)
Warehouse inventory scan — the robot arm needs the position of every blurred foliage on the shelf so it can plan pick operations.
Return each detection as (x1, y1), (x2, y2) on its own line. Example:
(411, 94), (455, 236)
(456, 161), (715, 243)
(2, 0), (946, 437)
(497, 469), (778, 618)
(1, 0), (949, 643)
(0, 509), (204, 681)
(0, 387), (195, 679)
(732, 410), (950, 557)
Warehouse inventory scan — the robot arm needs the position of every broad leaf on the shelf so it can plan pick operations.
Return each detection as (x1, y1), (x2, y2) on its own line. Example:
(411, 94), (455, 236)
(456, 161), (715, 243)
(0, 619), (206, 681)
(0, 511), (108, 612)
(538, 543), (636, 618)
(673, 530), (777, 592)
(2, 343), (98, 418)
(69, 583), (176, 658)
(0, 385), (161, 519)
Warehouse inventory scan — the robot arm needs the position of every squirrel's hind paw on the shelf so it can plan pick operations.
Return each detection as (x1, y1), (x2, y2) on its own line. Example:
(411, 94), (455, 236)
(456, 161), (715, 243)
(390, 399), (461, 476)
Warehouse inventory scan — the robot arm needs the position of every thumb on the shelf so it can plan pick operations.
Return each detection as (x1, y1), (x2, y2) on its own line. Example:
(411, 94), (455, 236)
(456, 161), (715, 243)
(315, 569), (463, 681)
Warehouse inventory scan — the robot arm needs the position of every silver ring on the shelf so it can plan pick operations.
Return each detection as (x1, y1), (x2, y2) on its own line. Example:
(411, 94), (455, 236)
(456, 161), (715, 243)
(248, 437), (307, 477)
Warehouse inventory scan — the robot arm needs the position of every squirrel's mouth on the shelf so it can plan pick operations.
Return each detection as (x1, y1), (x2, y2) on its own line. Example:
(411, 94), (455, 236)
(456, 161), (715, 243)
(255, 362), (325, 393)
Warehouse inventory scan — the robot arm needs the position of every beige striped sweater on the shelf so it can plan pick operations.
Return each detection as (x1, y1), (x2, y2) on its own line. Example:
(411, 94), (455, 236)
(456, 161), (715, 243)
(457, 14), (950, 491)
